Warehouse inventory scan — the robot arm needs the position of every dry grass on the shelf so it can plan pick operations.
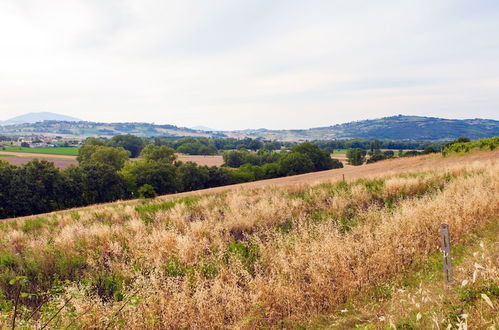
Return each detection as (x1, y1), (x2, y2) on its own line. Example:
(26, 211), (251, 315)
(0, 154), (497, 329)
(319, 220), (499, 329)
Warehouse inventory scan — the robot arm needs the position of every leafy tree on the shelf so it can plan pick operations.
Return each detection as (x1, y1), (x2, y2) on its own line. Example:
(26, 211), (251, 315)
(346, 148), (366, 166)
(292, 142), (335, 171)
(77, 145), (130, 171)
(138, 184), (157, 199)
(223, 150), (248, 167)
(140, 145), (176, 163)
(204, 166), (234, 188)
(76, 163), (130, 204)
(0, 161), (15, 218)
(176, 162), (210, 191)
(120, 160), (177, 196)
(279, 152), (315, 175)
(107, 135), (145, 158)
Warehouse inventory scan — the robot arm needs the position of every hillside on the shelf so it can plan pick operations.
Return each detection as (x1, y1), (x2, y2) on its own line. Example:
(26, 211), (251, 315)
(238, 115), (499, 141)
(0, 120), (214, 138)
(0, 151), (497, 328)
(1, 115), (498, 141)
(0, 112), (80, 126)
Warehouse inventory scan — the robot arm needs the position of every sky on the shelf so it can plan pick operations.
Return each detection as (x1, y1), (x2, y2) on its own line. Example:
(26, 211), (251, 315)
(0, 0), (498, 130)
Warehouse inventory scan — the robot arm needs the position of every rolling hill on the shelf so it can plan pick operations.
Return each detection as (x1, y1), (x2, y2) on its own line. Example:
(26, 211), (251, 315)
(0, 112), (81, 125)
(0, 114), (498, 141)
(0, 151), (497, 328)
(237, 115), (499, 141)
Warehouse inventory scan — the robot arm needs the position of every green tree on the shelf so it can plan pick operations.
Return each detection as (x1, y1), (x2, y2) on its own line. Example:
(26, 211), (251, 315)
(140, 145), (176, 163)
(120, 160), (177, 196)
(77, 145), (130, 171)
(176, 162), (210, 191)
(107, 135), (145, 158)
(279, 152), (315, 175)
(76, 163), (130, 204)
(346, 148), (366, 166)
(138, 184), (157, 198)
(292, 143), (335, 171)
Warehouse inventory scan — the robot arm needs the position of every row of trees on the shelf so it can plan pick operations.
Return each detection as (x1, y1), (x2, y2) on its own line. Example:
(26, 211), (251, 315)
(315, 139), (446, 152)
(345, 145), (440, 166)
(0, 141), (343, 219)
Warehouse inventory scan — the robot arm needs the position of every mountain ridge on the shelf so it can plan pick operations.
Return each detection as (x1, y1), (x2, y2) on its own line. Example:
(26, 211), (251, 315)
(1, 112), (81, 125)
(0, 114), (497, 141)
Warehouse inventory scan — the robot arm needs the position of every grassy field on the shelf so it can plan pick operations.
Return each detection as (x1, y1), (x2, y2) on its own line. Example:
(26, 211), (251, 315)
(2, 146), (79, 156)
(0, 154), (14, 157)
(0, 152), (497, 328)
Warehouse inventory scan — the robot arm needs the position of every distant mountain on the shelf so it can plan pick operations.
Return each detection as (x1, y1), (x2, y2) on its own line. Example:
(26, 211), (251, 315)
(0, 120), (214, 138)
(236, 115), (499, 141)
(1, 112), (81, 125)
(0, 115), (497, 141)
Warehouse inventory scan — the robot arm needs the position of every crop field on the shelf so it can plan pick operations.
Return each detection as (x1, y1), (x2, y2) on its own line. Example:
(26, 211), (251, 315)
(176, 154), (224, 167)
(0, 151), (497, 329)
(3, 146), (79, 156)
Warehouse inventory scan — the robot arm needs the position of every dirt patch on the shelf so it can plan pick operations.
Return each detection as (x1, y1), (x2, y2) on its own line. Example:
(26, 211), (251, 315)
(0, 151), (77, 159)
(176, 154), (224, 166)
(2, 156), (78, 169)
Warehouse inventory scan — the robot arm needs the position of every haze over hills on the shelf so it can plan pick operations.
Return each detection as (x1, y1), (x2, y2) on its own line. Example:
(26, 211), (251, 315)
(0, 113), (498, 141)
(0, 112), (81, 126)
(238, 115), (499, 141)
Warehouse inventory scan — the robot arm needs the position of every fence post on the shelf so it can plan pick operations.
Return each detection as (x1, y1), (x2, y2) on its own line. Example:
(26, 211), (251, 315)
(440, 223), (453, 285)
(342, 174), (345, 182)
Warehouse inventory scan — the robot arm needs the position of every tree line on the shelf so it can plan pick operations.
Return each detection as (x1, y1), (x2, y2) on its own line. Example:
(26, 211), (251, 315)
(0, 138), (342, 219)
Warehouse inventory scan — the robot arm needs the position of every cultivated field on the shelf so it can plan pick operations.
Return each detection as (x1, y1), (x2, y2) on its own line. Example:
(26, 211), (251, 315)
(176, 154), (224, 167)
(2, 146), (79, 156)
(0, 151), (79, 169)
(0, 151), (225, 169)
(0, 151), (497, 329)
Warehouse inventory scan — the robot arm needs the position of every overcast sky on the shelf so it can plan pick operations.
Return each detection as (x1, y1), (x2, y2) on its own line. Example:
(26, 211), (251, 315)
(0, 0), (498, 129)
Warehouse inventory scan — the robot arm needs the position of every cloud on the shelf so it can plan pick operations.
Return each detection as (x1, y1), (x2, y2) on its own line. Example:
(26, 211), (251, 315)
(0, 0), (498, 129)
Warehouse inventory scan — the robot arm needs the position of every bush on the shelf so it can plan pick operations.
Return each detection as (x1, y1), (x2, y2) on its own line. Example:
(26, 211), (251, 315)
(138, 184), (157, 199)
(346, 148), (366, 165)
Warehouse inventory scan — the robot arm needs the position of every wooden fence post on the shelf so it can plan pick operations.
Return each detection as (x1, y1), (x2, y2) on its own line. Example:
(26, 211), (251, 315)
(440, 223), (453, 285)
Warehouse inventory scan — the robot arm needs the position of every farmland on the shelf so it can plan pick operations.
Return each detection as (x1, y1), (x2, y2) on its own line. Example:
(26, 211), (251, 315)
(0, 150), (497, 328)
(2, 146), (79, 156)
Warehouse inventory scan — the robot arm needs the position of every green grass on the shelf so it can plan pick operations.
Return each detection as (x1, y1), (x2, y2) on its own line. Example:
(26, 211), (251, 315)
(0, 154), (14, 157)
(3, 146), (79, 156)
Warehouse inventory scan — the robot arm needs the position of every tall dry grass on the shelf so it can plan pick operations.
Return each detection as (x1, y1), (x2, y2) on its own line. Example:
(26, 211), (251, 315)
(0, 159), (498, 329)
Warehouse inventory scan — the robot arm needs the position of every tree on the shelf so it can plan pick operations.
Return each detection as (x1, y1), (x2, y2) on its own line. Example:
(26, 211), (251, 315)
(346, 148), (366, 166)
(292, 143), (334, 171)
(6, 160), (65, 216)
(77, 145), (130, 171)
(223, 150), (248, 167)
(138, 184), (157, 199)
(0, 161), (15, 218)
(76, 163), (130, 204)
(279, 152), (315, 175)
(176, 162), (210, 191)
(140, 145), (176, 163)
(107, 135), (145, 158)
(120, 160), (177, 196)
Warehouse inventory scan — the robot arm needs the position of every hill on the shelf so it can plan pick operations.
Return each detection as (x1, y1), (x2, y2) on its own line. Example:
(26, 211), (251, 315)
(237, 115), (499, 141)
(0, 151), (497, 328)
(0, 120), (214, 138)
(0, 115), (498, 141)
(0, 112), (81, 125)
